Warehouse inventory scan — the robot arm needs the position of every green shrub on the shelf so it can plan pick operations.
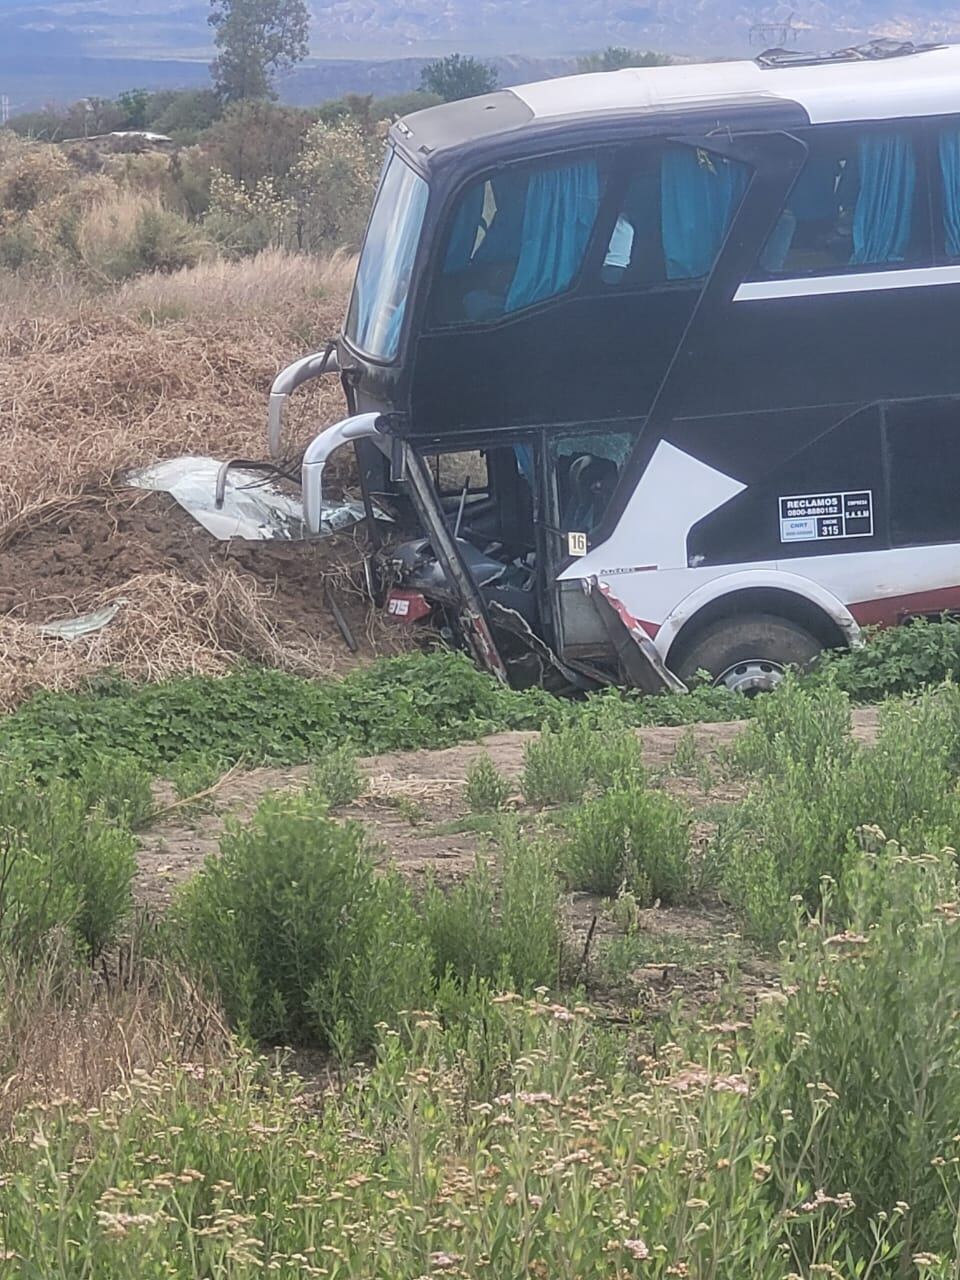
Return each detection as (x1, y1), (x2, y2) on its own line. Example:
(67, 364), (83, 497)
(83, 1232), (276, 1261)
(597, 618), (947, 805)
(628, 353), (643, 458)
(465, 754), (511, 813)
(522, 722), (644, 807)
(424, 837), (560, 991)
(757, 844), (960, 1264)
(170, 790), (432, 1055)
(0, 765), (135, 961)
(78, 195), (207, 281)
(589, 724), (646, 791)
(167, 750), (229, 803)
(729, 673), (852, 776)
(852, 688), (960, 848)
(75, 751), (155, 829)
(310, 746), (367, 808)
(498, 834), (561, 989)
(424, 859), (503, 987)
(203, 207), (276, 259)
(670, 726), (700, 776)
(522, 725), (592, 806)
(814, 615), (960, 700)
(560, 785), (691, 903)
(129, 206), (207, 275)
(720, 682), (960, 942)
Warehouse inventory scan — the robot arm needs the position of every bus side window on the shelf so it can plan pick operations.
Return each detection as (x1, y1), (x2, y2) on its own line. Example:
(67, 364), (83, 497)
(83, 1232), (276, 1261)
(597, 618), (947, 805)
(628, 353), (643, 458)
(754, 127), (928, 278)
(603, 146), (750, 287)
(433, 159), (603, 324)
(550, 431), (634, 533)
(937, 123), (960, 261)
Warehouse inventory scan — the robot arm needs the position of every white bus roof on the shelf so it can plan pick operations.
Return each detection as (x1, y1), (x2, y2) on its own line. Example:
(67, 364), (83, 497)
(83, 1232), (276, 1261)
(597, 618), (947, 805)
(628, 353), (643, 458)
(511, 44), (960, 127)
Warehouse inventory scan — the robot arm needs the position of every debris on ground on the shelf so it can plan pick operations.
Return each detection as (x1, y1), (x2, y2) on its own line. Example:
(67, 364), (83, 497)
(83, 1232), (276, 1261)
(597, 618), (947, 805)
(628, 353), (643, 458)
(126, 456), (385, 542)
(0, 488), (410, 711)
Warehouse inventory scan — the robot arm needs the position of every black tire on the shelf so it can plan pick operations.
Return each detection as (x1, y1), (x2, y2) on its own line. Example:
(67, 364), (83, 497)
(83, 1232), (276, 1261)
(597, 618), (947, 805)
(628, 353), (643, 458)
(671, 611), (823, 693)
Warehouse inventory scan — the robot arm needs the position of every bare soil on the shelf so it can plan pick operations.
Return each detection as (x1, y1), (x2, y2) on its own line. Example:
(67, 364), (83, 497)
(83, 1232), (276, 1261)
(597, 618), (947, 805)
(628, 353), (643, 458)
(137, 710), (881, 1011)
(0, 488), (409, 691)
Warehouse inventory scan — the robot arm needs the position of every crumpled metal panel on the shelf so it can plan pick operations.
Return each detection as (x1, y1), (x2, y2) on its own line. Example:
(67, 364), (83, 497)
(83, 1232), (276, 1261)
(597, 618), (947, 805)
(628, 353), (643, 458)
(126, 457), (386, 542)
(38, 602), (125, 640)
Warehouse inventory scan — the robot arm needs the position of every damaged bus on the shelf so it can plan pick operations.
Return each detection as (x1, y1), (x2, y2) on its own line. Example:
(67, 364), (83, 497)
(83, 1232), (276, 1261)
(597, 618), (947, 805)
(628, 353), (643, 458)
(269, 40), (960, 693)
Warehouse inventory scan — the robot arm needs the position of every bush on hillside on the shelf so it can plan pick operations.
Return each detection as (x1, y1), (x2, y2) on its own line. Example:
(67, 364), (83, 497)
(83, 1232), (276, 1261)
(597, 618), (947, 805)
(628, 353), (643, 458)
(0, 763), (136, 963)
(170, 789), (433, 1055)
(78, 194), (208, 280)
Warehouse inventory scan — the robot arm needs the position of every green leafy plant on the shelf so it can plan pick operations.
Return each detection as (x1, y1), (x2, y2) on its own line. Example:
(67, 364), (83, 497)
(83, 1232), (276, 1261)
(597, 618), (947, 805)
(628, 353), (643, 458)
(522, 725), (592, 806)
(310, 746), (367, 808)
(170, 789), (432, 1054)
(0, 765), (136, 962)
(719, 682), (960, 941)
(465, 754), (511, 813)
(729, 672), (852, 777)
(559, 784), (692, 904)
(670, 726), (701, 776)
(813, 615), (960, 700)
(757, 843), (960, 1265)
(168, 751), (229, 804)
(76, 751), (156, 830)
(522, 722), (645, 807)
(424, 836), (560, 992)
(0, 650), (762, 790)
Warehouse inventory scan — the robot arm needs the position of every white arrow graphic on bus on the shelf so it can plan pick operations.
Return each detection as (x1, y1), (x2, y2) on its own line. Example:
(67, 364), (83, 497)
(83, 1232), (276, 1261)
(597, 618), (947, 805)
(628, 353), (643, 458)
(560, 440), (746, 580)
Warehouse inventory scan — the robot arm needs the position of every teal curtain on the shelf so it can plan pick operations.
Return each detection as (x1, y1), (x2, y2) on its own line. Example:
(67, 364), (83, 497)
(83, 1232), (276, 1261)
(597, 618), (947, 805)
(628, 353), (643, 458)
(444, 182), (486, 272)
(661, 149), (749, 280)
(940, 130), (960, 259)
(851, 134), (916, 265)
(505, 162), (601, 312)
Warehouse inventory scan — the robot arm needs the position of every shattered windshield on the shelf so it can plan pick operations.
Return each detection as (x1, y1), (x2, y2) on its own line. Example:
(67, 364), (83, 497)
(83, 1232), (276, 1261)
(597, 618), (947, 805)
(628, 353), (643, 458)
(346, 150), (429, 362)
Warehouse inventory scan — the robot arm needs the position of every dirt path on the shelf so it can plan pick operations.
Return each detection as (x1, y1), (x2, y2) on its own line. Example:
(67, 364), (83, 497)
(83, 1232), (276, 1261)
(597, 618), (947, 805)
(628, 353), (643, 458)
(136, 706), (881, 1015)
(137, 708), (881, 910)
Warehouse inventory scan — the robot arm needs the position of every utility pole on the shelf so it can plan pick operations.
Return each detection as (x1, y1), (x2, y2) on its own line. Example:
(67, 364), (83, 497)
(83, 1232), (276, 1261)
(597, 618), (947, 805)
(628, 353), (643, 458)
(750, 11), (800, 46)
(0, 96), (10, 127)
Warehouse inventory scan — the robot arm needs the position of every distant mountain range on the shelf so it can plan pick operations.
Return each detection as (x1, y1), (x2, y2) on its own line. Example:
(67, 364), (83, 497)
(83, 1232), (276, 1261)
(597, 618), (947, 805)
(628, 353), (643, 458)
(1, 0), (959, 113)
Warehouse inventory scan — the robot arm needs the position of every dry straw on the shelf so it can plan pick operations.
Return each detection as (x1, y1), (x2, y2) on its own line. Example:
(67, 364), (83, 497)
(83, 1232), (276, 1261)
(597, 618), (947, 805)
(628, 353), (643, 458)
(0, 931), (230, 1133)
(0, 250), (409, 705)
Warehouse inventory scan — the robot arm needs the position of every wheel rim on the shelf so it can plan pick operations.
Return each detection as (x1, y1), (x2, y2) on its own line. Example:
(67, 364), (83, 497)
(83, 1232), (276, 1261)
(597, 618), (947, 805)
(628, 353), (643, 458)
(713, 658), (786, 695)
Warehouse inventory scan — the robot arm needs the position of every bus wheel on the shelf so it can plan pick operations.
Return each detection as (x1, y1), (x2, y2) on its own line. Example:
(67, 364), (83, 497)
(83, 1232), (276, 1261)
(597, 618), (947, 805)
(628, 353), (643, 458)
(671, 612), (823, 695)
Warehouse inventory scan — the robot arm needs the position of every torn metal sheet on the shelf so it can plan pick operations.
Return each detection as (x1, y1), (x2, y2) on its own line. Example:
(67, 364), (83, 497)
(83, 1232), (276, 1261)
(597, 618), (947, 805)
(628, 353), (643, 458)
(38, 602), (125, 640)
(126, 457), (388, 542)
(588, 578), (688, 695)
(488, 600), (594, 691)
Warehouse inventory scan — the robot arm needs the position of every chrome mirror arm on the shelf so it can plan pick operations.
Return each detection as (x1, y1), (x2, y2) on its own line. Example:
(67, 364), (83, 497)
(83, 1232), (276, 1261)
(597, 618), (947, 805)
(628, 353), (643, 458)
(301, 413), (382, 535)
(267, 345), (341, 460)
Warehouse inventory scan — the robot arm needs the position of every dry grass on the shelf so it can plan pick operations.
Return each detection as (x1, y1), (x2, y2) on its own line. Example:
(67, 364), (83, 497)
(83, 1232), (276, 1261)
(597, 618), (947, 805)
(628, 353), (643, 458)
(0, 933), (229, 1133)
(118, 247), (356, 324)
(0, 559), (389, 711)
(0, 248), (354, 526)
(0, 247), (400, 707)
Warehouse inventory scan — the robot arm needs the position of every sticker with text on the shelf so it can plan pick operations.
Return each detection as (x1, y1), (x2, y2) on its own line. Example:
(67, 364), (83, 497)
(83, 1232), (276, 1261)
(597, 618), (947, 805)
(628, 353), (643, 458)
(779, 491), (873, 543)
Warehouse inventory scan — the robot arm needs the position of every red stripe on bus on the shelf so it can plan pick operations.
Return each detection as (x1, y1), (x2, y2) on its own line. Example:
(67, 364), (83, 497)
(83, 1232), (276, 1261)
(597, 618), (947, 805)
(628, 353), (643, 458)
(850, 585), (960, 627)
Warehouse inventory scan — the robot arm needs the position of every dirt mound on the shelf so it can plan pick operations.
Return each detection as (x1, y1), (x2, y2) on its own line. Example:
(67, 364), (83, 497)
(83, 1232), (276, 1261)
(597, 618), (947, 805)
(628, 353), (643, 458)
(0, 487), (408, 709)
(0, 251), (399, 706)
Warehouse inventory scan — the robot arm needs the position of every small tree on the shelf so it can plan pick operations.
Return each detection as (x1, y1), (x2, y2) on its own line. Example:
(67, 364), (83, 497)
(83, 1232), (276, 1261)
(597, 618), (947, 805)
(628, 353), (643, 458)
(577, 47), (673, 73)
(209, 0), (311, 103)
(116, 89), (151, 130)
(420, 54), (499, 103)
(148, 89), (224, 142)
